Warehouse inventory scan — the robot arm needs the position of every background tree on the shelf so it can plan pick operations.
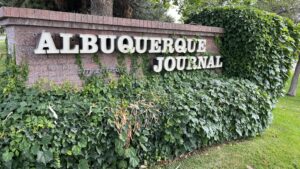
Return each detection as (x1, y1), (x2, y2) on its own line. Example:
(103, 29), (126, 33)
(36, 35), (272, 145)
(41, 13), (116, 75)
(0, 0), (173, 21)
(254, 0), (300, 96)
(174, 0), (300, 22)
(173, 0), (257, 20)
(114, 0), (133, 18)
(255, 0), (300, 22)
(128, 0), (174, 22)
(287, 24), (300, 96)
(0, 0), (90, 13)
(288, 55), (300, 96)
(91, 0), (113, 16)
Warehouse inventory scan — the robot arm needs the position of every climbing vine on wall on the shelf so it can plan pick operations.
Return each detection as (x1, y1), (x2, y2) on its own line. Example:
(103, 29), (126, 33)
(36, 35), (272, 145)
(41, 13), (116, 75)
(187, 6), (298, 101)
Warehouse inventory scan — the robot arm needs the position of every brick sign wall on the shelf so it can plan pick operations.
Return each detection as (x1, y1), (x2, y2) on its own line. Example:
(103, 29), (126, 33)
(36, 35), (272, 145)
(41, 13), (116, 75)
(0, 7), (224, 86)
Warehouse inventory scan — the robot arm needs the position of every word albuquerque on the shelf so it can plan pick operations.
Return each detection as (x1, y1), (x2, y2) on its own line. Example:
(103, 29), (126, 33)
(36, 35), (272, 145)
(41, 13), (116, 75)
(35, 32), (207, 54)
(34, 32), (223, 72)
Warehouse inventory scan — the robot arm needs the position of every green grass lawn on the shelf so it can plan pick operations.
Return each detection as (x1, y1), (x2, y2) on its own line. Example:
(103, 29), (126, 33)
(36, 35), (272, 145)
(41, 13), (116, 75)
(154, 81), (300, 169)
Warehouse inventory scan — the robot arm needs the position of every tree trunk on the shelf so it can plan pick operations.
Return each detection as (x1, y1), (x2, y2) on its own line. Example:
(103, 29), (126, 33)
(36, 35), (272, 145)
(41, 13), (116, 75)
(80, 0), (89, 13)
(54, 0), (67, 11)
(287, 55), (300, 96)
(113, 0), (133, 18)
(90, 0), (113, 16)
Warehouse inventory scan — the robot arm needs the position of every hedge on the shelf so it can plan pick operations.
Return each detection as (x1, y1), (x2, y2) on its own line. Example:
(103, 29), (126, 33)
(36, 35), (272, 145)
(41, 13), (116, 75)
(0, 70), (273, 168)
(0, 6), (297, 169)
(187, 6), (298, 101)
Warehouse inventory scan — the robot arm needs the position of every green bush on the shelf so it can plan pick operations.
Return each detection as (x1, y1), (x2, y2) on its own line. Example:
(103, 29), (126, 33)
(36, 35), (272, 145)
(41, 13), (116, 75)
(187, 7), (298, 100)
(0, 71), (273, 168)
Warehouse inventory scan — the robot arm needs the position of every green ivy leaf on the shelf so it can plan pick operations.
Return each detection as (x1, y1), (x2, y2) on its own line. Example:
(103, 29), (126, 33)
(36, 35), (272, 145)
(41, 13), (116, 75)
(78, 159), (89, 169)
(30, 144), (40, 155)
(125, 148), (140, 167)
(118, 160), (128, 169)
(72, 145), (82, 156)
(236, 128), (243, 136)
(41, 135), (52, 145)
(114, 139), (125, 156)
(129, 156), (140, 168)
(2, 151), (13, 162)
(36, 150), (53, 165)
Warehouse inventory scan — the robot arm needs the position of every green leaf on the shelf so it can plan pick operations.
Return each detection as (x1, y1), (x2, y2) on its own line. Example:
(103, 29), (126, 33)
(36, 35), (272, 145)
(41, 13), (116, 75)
(78, 139), (87, 148)
(41, 135), (52, 145)
(2, 151), (13, 162)
(114, 139), (125, 156)
(129, 156), (139, 168)
(124, 147), (135, 158)
(78, 159), (89, 169)
(36, 150), (53, 165)
(236, 128), (243, 136)
(117, 160), (128, 169)
(140, 143), (148, 152)
(125, 148), (140, 167)
(72, 145), (82, 156)
(30, 144), (40, 155)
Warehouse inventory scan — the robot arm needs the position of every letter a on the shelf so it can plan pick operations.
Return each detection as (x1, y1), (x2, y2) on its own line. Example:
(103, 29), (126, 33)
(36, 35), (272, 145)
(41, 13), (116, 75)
(34, 32), (59, 54)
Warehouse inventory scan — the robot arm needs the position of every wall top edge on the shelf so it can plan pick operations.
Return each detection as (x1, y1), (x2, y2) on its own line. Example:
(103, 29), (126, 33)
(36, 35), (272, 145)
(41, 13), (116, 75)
(0, 7), (224, 34)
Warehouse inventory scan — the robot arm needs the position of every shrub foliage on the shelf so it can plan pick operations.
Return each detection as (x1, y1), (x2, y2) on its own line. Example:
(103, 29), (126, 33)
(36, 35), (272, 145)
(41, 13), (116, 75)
(0, 69), (273, 168)
(187, 7), (298, 100)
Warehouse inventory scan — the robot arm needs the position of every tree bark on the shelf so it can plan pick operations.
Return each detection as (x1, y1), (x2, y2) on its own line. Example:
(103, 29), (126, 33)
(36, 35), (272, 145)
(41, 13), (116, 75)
(287, 55), (300, 96)
(80, 0), (89, 13)
(90, 0), (113, 16)
(113, 0), (133, 18)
